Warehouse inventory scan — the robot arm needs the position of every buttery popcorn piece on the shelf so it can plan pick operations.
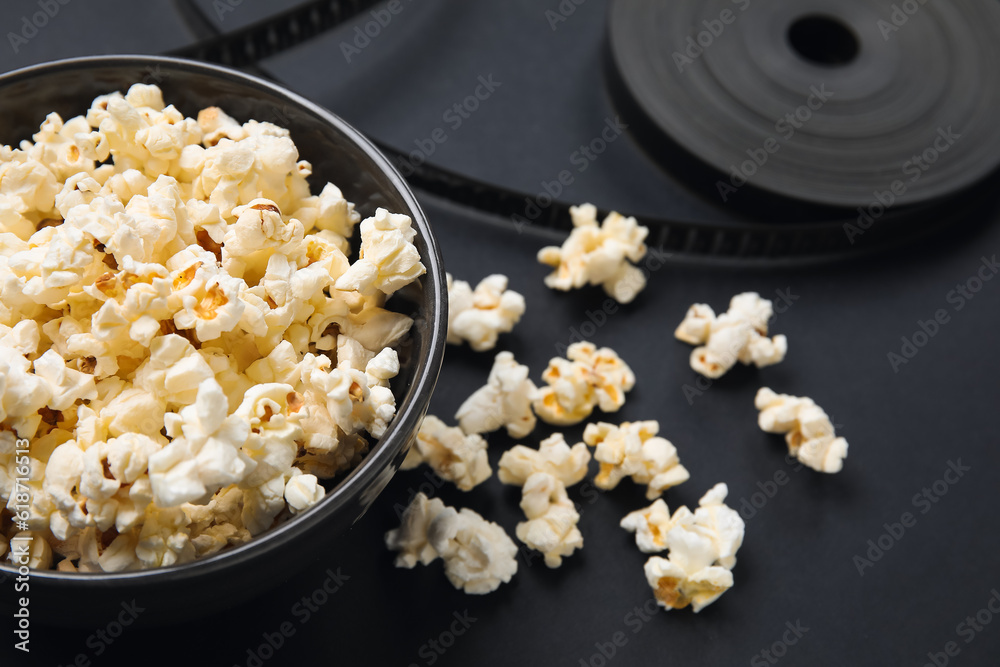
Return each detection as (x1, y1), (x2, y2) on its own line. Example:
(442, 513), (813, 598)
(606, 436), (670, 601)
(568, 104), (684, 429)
(497, 433), (591, 487)
(401, 415), (492, 491)
(386, 493), (518, 594)
(456, 351), (538, 438)
(620, 499), (676, 553)
(537, 203), (649, 303)
(446, 273), (525, 351)
(497, 433), (590, 567)
(515, 471), (583, 568)
(675, 292), (788, 379)
(755, 387), (848, 473)
(640, 483), (745, 612)
(533, 341), (634, 426)
(584, 420), (689, 500)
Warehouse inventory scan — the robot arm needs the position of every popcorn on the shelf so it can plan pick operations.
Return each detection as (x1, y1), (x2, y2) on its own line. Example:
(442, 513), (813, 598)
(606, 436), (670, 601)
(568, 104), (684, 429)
(533, 342), (634, 426)
(456, 351), (538, 438)
(6, 532), (53, 570)
(640, 484), (745, 612)
(497, 433), (591, 487)
(401, 416), (491, 491)
(675, 293), (788, 379)
(291, 182), (359, 246)
(386, 493), (518, 594)
(537, 203), (649, 303)
(497, 434), (590, 567)
(32, 349), (97, 411)
(135, 506), (195, 568)
(584, 421), (689, 499)
(385, 493), (448, 568)
(335, 208), (425, 296)
(620, 499), (677, 553)
(284, 472), (326, 514)
(147, 378), (253, 507)
(644, 555), (733, 614)
(515, 472), (583, 568)
(0, 84), (422, 571)
(446, 273), (525, 351)
(223, 199), (304, 262)
(755, 387), (848, 473)
(0, 348), (53, 437)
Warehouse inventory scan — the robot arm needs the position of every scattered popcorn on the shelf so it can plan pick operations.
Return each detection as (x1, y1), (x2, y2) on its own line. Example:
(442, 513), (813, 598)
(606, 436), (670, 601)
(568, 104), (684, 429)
(446, 273), (525, 351)
(644, 555), (732, 614)
(497, 433), (591, 488)
(386, 493), (518, 594)
(675, 292), (787, 379)
(584, 421), (689, 500)
(537, 203), (649, 303)
(640, 483), (745, 612)
(401, 415), (492, 491)
(497, 434), (590, 567)
(755, 387), (848, 473)
(620, 499), (676, 553)
(456, 351), (538, 438)
(516, 472), (583, 568)
(384, 493), (448, 568)
(0, 84), (423, 571)
(533, 341), (634, 426)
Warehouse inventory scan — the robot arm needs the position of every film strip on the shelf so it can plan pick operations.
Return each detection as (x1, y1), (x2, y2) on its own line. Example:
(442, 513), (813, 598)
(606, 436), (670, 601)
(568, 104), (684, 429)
(163, 0), (1000, 261)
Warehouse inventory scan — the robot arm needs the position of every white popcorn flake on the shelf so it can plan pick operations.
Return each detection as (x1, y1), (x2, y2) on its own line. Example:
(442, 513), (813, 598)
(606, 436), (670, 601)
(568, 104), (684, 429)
(537, 203), (649, 304)
(334, 207), (425, 296)
(515, 471), (583, 568)
(639, 483), (744, 613)
(755, 387), (848, 473)
(455, 351), (537, 438)
(235, 383), (303, 487)
(497, 434), (590, 567)
(0, 348), (53, 436)
(676, 292), (788, 378)
(33, 349), (97, 411)
(135, 506), (195, 568)
(224, 199), (304, 262)
(446, 273), (525, 351)
(403, 415), (491, 491)
(620, 499), (676, 553)
(644, 555), (733, 613)
(291, 182), (359, 244)
(533, 341), (634, 426)
(497, 432), (591, 488)
(6, 531), (54, 570)
(284, 472), (326, 514)
(584, 421), (689, 499)
(0, 84), (418, 571)
(148, 378), (253, 507)
(387, 493), (518, 594)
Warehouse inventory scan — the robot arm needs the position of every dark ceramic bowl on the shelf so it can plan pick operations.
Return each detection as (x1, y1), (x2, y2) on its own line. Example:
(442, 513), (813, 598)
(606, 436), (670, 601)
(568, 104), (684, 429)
(0, 56), (446, 626)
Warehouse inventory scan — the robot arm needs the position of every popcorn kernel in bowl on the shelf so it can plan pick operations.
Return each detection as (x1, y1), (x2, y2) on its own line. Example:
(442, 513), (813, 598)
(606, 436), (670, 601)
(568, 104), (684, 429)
(0, 83), (425, 572)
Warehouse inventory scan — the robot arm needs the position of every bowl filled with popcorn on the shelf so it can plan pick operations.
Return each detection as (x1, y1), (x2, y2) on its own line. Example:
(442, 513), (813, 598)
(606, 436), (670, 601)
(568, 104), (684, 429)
(0, 55), (446, 625)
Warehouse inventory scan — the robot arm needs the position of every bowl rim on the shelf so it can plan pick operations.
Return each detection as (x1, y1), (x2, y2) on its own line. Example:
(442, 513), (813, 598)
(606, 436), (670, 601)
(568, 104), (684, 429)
(0, 54), (447, 585)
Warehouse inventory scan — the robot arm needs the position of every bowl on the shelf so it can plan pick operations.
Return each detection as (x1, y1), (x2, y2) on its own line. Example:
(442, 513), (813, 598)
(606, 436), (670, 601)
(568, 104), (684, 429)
(0, 55), (447, 626)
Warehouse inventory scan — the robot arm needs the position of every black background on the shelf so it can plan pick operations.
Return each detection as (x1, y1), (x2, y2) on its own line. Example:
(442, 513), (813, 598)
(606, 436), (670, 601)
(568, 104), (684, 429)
(1, 1), (999, 666)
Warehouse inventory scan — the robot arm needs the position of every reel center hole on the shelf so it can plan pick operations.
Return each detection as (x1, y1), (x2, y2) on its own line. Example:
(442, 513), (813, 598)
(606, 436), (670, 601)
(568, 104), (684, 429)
(788, 15), (859, 66)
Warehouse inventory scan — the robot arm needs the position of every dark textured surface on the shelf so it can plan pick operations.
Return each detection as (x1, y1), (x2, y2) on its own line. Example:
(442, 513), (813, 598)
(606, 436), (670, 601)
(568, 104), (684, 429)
(1, 1), (999, 665)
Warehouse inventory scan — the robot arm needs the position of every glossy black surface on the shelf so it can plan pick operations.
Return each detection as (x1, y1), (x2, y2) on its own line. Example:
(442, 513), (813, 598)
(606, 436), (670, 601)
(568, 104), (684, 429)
(0, 56), (447, 627)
